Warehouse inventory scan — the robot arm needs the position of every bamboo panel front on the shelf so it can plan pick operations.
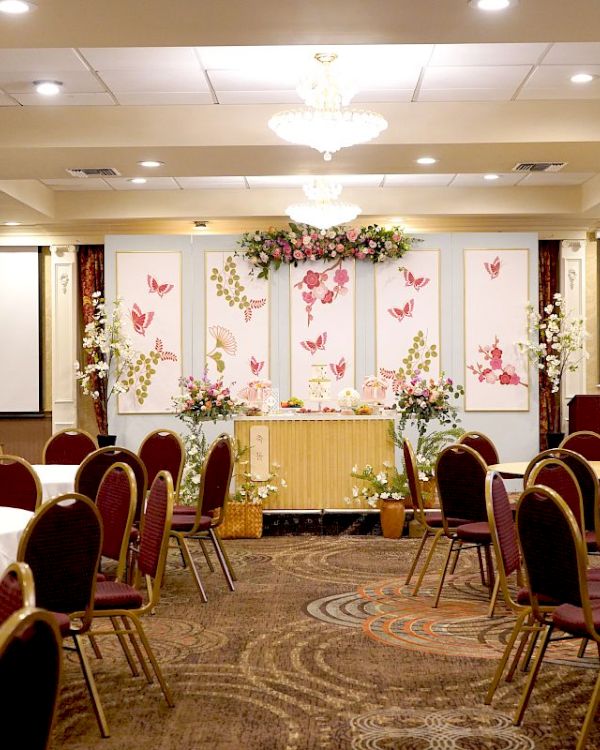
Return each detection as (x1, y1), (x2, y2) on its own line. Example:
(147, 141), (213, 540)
(233, 418), (395, 510)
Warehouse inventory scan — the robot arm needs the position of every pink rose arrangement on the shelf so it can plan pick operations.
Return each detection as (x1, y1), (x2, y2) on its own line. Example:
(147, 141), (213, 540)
(173, 370), (238, 426)
(394, 375), (464, 437)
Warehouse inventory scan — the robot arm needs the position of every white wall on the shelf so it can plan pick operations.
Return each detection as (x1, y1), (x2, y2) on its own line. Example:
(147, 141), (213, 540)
(105, 231), (539, 463)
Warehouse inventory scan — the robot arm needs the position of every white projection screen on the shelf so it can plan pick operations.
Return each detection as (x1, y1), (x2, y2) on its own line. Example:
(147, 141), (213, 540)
(0, 248), (42, 414)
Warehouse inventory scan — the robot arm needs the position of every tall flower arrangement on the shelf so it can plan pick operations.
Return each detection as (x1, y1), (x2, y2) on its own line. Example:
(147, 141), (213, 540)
(74, 293), (137, 433)
(173, 372), (238, 506)
(518, 292), (587, 433)
(394, 375), (464, 438)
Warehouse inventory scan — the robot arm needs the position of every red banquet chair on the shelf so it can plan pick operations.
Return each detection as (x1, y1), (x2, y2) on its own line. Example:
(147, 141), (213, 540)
(139, 428), (185, 494)
(42, 428), (97, 465)
(95, 463), (137, 582)
(457, 431), (500, 466)
(0, 607), (62, 750)
(560, 430), (600, 461)
(0, 455), (42, 512)
(0, 561), (36, 624)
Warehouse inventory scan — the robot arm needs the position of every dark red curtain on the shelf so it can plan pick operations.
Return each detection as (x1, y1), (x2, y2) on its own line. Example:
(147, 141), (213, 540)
(77, 245), (107, 435)
(538, 240), (560, 449)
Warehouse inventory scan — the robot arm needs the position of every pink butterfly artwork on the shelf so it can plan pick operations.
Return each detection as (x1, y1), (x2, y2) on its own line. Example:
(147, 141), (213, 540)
(329, 357), (346, 381)
(131, 303), (154, 336)
(154, 338), (177, 362)
(484, 256), (501, 280)
(403, 269), (430, 291)
(250, 356), (264, 376)
(147, 274), (174, 298)
(300, 332), (327, 355)
(387, 299), (414, 322)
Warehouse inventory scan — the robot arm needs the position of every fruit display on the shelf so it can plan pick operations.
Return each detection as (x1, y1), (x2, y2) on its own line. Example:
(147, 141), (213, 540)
(321, 406), (340, 413)
(353, 404), (373, 415)
(280, 396), (304, 408)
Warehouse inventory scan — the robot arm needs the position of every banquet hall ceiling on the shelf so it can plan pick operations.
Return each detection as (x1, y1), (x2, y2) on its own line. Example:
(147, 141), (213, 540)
(3, 0), (600, 236)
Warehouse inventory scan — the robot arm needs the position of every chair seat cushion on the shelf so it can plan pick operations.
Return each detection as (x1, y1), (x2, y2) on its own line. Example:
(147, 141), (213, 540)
(588, 568), (600, 581)
(456, 521), (491, 543)
(517, 578), (600, 606)
(553, 600), (600, 637)
(94, 581), (143, 610)
(173, 504), (196, 515)
(424, 511), (443, 527)
(51, 611), (72, 637)
(170, 513), (212, 532)
(586, 530), (598, 552)
(96, 572), (107, 582)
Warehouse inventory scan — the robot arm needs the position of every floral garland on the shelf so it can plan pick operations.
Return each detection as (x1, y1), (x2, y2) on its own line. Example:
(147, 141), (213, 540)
(238, 223), (416, 279)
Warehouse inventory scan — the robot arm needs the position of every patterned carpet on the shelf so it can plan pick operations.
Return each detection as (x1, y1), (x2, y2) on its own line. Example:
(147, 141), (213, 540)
(51, 536), (600, 750)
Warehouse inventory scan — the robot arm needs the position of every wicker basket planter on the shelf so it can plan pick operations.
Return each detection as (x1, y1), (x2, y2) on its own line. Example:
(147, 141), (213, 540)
(218, 502), (263, 539)
(421, 478), (439, 509)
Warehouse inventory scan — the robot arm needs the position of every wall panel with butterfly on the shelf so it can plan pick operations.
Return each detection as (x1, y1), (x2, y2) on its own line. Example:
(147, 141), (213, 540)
(204, 252), (270, 395)
(375, 249), (441, 397)
(290, 259), (355, 402)
(116, 251), (182, 413)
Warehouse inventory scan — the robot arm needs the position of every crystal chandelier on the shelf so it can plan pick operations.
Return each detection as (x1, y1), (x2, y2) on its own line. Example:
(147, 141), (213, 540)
(269, 53), (388, 161)
(286, 179), (361, 230)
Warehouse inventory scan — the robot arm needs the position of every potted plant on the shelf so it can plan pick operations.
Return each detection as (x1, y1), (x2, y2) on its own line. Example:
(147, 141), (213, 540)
(74, 293), (138, 445)
(518, 292), (588, 448)
(350, 464), (408, 538)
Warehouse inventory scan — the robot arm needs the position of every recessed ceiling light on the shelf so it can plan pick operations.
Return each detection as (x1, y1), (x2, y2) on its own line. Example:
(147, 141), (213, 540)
(469, 0), (516, 11)
(571, 73), (595, 84)
(4, 221), (21, 226)
(0, 1), (35, 14)
(138, 160), (164, 168)
(484, 173), (500, 180)
(194, 221), (208, 231)
(128, 177), (147, 184)
(416, 157), (437, 165)
(34, 80), (63, 96)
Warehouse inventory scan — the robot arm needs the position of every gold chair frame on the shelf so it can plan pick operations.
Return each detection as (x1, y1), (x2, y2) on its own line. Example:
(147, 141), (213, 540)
(457, 430), (500, 464)
(138, 428), (186, 493)
(0, 560), (37, 612)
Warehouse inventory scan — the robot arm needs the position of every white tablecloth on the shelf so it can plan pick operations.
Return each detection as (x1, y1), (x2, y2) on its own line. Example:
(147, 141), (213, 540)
(0, 507), (34, 572)
(32, 464), (78, 502)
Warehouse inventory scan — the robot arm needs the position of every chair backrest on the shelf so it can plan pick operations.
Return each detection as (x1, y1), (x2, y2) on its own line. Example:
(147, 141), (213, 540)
(42, 428), (97, 465)
(435, 444), (489, 527)
(0, 455), (41, 512)
(0, 607), (62, 750)
(560, 430), (600, 461)
(17, 494), (102, 629)
(95, 463), (136, 581)
(526, 458), (584, 532)
(457, 431), (499, 466)
(485, 472), (521, 610)
(138, 429), (185, 491)
(198, 434), (235, 522)
(402, 438), (422, 519)
(0, 562), (36, 625)
(75, 446), (148, 524)
(516, 486), (589, 615)
(137, 472), (174, 603)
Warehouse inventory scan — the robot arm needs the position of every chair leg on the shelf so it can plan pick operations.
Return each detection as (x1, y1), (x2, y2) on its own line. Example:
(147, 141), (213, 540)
(513, 624), (553, 726)
(120, 615), (153, 683)
(521, 625), (542, 673)
(109, 616), (139, 677)
(179, 536), (208, 602)
(476, 545), (486, 586)
(209, 528), (235, 591)
(506, 614), (536, 682)
(578, 638), (589, 659)
(487, 575), (501, 619)
(405, 528), (430, 585)
(88, 633), (103, 659)
(433, 537), (456, 608)
(172, 535), (187, 569)
(72, 634), (110, 738)
(126, 614), (175, 707)
(485, 609), (528, 705)
(449, 541), (463, 575)
(198, 539), (215, 572)
(412, 529), (443, 596)
(484, 544), (496, 597)
(577, 668), (600, 750)
(213, 531), (238, 582)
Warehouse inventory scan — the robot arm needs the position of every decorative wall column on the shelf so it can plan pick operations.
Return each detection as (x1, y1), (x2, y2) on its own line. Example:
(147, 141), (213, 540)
(50, 245), (78, 433)
(560, 238), (586, 432)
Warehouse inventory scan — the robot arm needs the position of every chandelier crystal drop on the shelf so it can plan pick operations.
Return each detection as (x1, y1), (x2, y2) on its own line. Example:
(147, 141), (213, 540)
(269, 53), (387, 161)
(286, 179), (361, 230)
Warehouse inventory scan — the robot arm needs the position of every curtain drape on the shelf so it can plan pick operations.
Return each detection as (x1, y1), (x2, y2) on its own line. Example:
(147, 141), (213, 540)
(538, 240), (560, 450)
(77, 245), (107, 435)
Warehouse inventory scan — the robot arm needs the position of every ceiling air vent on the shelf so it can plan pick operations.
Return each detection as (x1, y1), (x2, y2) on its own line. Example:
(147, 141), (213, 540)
(66, 167), (121, 177)
(512, 162), (567, 173)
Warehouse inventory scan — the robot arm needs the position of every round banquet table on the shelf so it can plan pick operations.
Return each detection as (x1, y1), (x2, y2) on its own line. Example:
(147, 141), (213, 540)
(0, 507), (34, 571)
(489, 461), (600, 479)
(32, 464), (78, 503)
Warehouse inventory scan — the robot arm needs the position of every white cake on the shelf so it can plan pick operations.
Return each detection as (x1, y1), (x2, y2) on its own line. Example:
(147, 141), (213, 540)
(308, 364), (331, 402)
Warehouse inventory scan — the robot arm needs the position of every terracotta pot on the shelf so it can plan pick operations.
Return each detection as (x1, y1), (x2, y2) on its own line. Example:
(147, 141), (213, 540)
(420, 478), (439, 509)
(379, 500), (406, 539)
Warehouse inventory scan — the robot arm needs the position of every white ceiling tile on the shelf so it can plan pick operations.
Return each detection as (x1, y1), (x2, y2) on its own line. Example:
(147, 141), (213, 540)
(333, 174), (384, 187)
(0, 70), (105, 94)
(175, 176), (247, 189)
(429, 43), (547, 67)
(451, 173), (525, 187)
(518, 87), (600, 100)
(80, 47), (200, 69)
(518, 172), (594, 186)
(0, 49), (87, 72)
(0, 94), (17, 106)
(417, 88), (515, 101)
(115, 92), (213, 105)
(246, 175), (311, 189)
(98, 69), (209, 93)
(421, 65), (531, 89)
(13, 92), (115, 106)
(104, 177), (180, 190)
(42, 178), (112, 190)
(216, 90), (300, 104)
(353, 89), (414, 103)
(383, 174), (456, 187)
(207, 68), (300, 91)
(543, 43), (600, 65)
(527, 64), (600, 86)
